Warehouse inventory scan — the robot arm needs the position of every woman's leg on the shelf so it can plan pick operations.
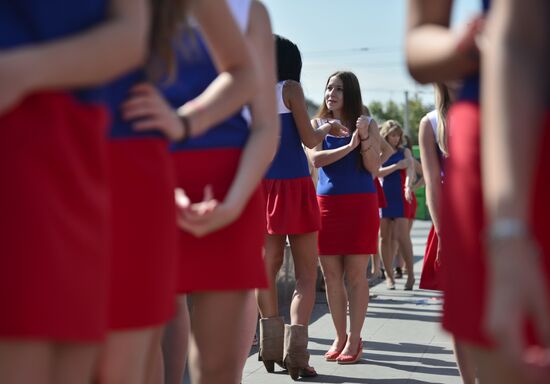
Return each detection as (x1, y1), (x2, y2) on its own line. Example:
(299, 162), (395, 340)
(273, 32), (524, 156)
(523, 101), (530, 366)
(162, 295), (190, 384)
(256, 234), (286, 318)
(342, 255), (370, 356)
(453, 338), (476, 384)
(188, 290), (257, 384)
(319, 256), (347, 350)
(394, 218), (415, 289)
(96, 327), (161, 384)
(0, 341), (98, 384)
(288, 232), (318, 326)
(379, 218), (396, 287)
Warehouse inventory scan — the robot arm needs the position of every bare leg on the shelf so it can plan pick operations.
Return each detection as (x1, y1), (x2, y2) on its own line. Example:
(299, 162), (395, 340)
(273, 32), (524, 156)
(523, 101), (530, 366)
(188, 291), (257, 384)
(342, 255), (370, 356)
(379, 218), (396, 287)
(288, 232), (318, 326)
(394, 218), (415, 288)
(144, 327), (165, 384)
(97, 327), (161, 384)
(54, 343), (99, 384)
(0, 342), (53, 384)
(319, 256), (347, 351)
(453, 338), (477, 384)
(162, 295), (190, 384)
(256, 234), (286, 319)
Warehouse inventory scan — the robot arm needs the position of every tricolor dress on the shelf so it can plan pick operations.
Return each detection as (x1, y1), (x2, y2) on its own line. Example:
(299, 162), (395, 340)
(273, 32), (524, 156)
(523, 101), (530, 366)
(262, 81), (321, 235)
(0, 1), (111, 341)
(419, 110), (443, 291)
(316, 119), (380, 256)
(160, 0), (268, 293)
(105, 71), (178, 329)
(380, 148), (413, 219)
(441, 0), (550, 348)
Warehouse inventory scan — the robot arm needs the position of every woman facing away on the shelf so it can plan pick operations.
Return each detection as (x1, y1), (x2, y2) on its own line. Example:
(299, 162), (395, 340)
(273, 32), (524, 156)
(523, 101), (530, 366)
(97, 1), (261, 384)
(0, 1), (148, 383)
(407, 0), (550, 382)
(256, 34), (348, 380)
(378, 120), (416, 290)
(123, 0), (279, 383)
(309, 71), (382, 365)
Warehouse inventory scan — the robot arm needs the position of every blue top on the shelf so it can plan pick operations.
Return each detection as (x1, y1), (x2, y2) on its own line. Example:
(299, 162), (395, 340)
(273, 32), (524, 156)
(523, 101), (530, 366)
(160, 30), (249, 151)
(265, 82), (310, 179)
(381, 148), (407, 218)
(0, 0), (107, 103)
(458, 0), (491, 102)
(317, 134), (376, 196)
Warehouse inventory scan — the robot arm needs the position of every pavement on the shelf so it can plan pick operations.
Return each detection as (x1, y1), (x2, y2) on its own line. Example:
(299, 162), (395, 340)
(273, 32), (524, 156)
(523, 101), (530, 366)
(240, 220), (461, 384)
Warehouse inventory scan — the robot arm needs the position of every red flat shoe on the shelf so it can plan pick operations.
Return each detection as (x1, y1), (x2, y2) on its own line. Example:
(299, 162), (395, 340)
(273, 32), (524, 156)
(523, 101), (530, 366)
(324, 335), (348, 361)
(336, 338), (363, 364)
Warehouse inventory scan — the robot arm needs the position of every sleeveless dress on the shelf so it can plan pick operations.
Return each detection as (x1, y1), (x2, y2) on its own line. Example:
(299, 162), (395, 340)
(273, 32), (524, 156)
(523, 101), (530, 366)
(0, 1), (111, 341)
(316, 119), (379, 255)
(419, 110), (443, 291)
(105, 71), (178, 329)
(262, 81), (321, 234)
(380, 149), (413, 219)
(160, 0), (268, 293)
(441, 0), (550, 348)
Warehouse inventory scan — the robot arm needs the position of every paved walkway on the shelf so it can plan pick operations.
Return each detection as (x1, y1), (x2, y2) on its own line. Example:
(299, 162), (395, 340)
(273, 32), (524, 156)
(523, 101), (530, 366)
(241, 220), (461, 384)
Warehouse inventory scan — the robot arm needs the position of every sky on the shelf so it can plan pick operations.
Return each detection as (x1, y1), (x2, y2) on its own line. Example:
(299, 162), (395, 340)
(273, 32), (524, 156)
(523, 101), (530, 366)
(261, 0), (482, 107)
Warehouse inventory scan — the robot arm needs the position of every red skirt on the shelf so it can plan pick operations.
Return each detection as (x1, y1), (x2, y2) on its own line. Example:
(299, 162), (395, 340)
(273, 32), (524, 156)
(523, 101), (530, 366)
(0, 92), (110, 341)
(262, 177), (320, 235)
(172, 148), (268, 293)
(317, 193), (380, 255)
(108, 139), (178, 329)
(419, 225), (442, 290)
(441, 102), (550, 347)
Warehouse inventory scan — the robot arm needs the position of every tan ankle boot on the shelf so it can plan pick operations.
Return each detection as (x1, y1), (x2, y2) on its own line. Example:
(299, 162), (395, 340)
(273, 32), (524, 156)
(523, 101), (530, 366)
(283, 324), (316, 380)
(258, 316), (284, 372)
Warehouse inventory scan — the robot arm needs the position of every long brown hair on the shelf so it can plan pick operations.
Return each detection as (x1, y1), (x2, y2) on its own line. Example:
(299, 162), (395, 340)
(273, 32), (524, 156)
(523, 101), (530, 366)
(315, 71), (363, 132)
(147, 0), (189, 81)
(434, 82), (450, 157)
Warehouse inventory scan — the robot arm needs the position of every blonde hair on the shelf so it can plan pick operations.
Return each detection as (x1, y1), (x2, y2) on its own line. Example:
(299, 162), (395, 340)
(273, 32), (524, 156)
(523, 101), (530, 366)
(434, 83), (451, 157)
(379, 120), (403, 146)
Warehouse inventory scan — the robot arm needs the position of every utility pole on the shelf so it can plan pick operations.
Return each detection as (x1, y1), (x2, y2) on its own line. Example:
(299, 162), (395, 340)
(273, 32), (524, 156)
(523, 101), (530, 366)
(404, 90), (410, 137)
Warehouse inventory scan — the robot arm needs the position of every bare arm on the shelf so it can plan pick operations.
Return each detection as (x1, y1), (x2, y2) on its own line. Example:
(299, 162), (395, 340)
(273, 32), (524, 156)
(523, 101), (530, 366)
(308, 120), (360, 168)
(380, 137), (395, 164)
(418, 116), (442, 232)
(359, 119), (382, 175)
(0, 0), (148, 112)
(177, 0), (257, 137)
(284, 81), (347, 148)
(406, 0), (479, 83)
(482, 0), (550, 365)
(223, 0), (279, 216)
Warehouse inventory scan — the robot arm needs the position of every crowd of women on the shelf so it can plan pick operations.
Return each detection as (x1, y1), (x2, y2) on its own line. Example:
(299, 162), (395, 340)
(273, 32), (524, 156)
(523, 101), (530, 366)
(0, 0), (548, 383)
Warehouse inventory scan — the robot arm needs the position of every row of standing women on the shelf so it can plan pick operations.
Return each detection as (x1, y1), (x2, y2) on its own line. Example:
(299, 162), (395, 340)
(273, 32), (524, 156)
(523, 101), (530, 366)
(0, 1), (278, 383)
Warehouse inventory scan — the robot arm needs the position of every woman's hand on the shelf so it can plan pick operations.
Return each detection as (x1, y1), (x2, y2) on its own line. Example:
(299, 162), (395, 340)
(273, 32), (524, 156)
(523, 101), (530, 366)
(122, 83), (187, 141)
(356, 115), (370, 139)
(328, 120), (349, 137)
(485, 234), (550, 379)
(404, 185), (413, 203)
(175, 185), (240, 237)
(348, 129), (360, 150)
(397, 158), (411, 169)
(0, 51), (32, 114)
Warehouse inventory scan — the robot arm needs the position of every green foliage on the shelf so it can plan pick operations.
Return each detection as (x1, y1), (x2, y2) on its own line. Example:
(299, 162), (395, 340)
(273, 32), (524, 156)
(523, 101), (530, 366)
(368, 95), (433, 145)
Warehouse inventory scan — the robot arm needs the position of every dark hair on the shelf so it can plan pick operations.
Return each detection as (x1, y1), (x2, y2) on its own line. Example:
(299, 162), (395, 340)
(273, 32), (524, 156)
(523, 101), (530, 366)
(147, 0), (189, 81)
(315, 71), (363, 132)
(274, 34), (302, 82)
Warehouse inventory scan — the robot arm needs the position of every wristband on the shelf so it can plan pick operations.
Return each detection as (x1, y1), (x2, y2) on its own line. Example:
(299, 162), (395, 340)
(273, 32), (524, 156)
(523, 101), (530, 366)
(487, 219), (529, 242)
(360, 136), (369, 142)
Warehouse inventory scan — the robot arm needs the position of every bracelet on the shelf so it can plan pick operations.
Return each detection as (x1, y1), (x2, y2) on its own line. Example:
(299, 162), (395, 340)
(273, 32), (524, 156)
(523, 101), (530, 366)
(360, 136), (369, 142)
(487, 219), (529, 243)
(179, 115), (191, 142)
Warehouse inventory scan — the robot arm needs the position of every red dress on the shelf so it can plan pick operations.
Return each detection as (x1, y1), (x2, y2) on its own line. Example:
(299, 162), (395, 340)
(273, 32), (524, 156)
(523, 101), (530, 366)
(0, 92), (110, 341)
(441, 102), (550, 346)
